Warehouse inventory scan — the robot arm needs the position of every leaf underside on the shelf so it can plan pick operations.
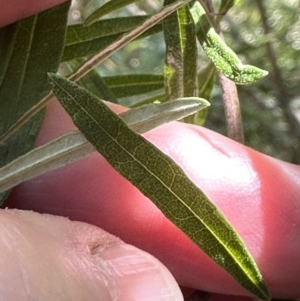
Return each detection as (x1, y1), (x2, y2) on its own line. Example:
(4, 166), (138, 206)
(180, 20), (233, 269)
(48, 73), (270, 301)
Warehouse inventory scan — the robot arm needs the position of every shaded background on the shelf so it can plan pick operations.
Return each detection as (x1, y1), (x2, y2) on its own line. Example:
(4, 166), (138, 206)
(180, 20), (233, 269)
(67, 0), (300, 164)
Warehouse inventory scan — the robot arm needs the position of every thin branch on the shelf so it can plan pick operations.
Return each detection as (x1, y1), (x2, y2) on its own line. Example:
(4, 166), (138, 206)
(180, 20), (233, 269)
(69, 0), (191, 82)
(202, 0), (244, 143)
(0, 0), (191, 144)
(218, 73), (244, 143)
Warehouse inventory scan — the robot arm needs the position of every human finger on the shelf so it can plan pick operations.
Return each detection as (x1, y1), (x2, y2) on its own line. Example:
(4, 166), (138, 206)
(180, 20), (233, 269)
(6, 100), (300, 299)
(0, 209), (183, 301)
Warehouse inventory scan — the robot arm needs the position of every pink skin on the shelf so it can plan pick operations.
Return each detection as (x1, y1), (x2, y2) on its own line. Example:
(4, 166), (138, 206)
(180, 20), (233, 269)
(0, 209), (183, 301)
(6, 99), (300, 299)
(0, 0), (67, 27)
(2, 1), (300, 299)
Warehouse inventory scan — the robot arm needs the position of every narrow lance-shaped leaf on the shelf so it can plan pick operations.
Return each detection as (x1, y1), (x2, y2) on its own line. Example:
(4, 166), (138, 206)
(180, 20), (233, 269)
(122, 97), (209, 133)
(0, 24), (17, 86)
(185, 63), (215, 125)
(0, 0), (189, 143)
(64, 16), (161, 62)
(163, 1), (184, 99)
(62, 23), (162, 62)
(189, 1), (268, 84)
(163, 1), (198, 99)
(218, 0), (241, 16)
(48, 73), (271, 301)
(84, 0), (139, 26)
(0, 1), (70, 203)
(78, 70), (118, 103)
(0, 97), (209, 192)
(103, 74), (164, 98)
(131, 93), (168, 108)
(69, 0), (193, 83)
(66, 16), (149, 45)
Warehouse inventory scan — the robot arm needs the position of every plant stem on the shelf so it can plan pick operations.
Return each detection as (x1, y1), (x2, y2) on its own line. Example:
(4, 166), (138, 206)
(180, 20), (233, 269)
(203, 0), (244, 143)
(0, 0), (191, 144)
(219, 73), (245, 143)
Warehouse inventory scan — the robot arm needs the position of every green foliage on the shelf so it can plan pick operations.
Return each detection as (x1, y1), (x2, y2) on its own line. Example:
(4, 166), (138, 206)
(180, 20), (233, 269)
(3, 0), (299, 299)
(0, 96), (208, 193)
(0, 1), (70, 203)
(63, 16), (162, 61)
(49, 73), (269, 300)
(207, 0), (300, 163)
(84, 0), (141, 26)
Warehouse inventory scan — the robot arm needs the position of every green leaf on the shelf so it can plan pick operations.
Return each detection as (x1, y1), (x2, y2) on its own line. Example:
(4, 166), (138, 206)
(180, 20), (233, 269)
(218, 0), (240, 15)
(0, 1), (70, 204)
(0, 96), (209, 192)
(48, 73), (271, 301)
(103, 74), (164, 98)
(64, 16), (162, 63)
(62, 32), (122, 62)
(0, 0), (188, 142)
(62, 23), (161, 62)
(185, 63), (215, 125)
(0, 23), (17, 86)
(121, 96), (209, 133)
(0, 131), (94, 194)
(78, 70), (118, 103)
(66, 16), (149, 45)
(68, 0), (192, 82)
(131, 93), (168, 108)
(196, 63), (215, 124)
(189, 1), (268, 84)
(163, 1), (198, 99)
(84, 0), (139, 26)
(0, 113), (44, 204)
(0, 2), (70, 136)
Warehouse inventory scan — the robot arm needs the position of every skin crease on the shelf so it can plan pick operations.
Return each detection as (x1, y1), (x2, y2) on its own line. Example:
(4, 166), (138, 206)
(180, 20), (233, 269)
(0, 209), (183, 301)
(1, 1), (300, 300)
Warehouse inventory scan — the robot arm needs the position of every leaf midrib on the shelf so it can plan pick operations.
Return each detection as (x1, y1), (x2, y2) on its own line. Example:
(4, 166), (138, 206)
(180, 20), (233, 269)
(52, 76), (261, 290)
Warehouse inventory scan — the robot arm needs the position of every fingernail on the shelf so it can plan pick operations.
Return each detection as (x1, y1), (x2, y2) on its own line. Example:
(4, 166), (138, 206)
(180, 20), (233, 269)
(92, 242), (183, 301)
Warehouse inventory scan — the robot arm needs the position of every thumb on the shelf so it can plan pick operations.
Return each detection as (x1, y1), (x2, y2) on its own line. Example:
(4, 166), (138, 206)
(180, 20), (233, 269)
(0, 209), (183, 301)
(6, 100), (300, 298)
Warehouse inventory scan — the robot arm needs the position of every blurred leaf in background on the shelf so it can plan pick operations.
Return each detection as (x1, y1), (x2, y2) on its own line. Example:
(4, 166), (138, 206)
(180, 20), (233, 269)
(205, 0), (300, 163)
(70, 0), (300, 163)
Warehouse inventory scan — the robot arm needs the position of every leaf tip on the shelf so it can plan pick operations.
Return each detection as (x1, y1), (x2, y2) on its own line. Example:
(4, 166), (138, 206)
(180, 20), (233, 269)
(82, 16), (95, 27)
(47, 72), (56, 81)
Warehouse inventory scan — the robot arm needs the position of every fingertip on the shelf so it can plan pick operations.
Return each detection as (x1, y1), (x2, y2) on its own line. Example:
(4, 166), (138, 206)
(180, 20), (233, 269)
(0, 209), (183, 301)
(98, 243), (183, 301)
